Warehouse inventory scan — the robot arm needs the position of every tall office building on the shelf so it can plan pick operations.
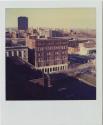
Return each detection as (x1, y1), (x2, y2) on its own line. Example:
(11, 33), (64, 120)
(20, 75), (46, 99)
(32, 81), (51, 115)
(18, 16), (28, 30)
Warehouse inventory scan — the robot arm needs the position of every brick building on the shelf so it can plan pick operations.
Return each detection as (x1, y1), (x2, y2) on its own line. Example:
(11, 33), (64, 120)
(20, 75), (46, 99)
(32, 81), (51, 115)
(28, 38), (68, 74)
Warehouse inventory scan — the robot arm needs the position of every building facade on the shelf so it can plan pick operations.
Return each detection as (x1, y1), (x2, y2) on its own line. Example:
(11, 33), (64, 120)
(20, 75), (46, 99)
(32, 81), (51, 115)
(34, 38), (68, 74)
(68, 40), (79, 54)
(37, 27), (52, 38)
(6, 38), (28, 62)
(6, 46), (28, 62)
(18, 16), (28, 31)
(78, 42), (96, 55)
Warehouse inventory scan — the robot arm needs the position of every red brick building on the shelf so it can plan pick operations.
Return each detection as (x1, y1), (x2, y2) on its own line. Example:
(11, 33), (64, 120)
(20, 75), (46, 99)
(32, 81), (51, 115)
(34, 38), (68, 73)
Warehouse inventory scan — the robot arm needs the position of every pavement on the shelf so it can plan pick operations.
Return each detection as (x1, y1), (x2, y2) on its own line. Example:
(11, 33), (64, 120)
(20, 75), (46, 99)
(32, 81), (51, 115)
(77, 73), (96, 87)
(58, 62), (96, 87)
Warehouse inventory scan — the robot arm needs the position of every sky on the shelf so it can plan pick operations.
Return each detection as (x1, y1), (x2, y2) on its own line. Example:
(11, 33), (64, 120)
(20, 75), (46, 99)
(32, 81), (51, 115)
(5, 8), (96, 29)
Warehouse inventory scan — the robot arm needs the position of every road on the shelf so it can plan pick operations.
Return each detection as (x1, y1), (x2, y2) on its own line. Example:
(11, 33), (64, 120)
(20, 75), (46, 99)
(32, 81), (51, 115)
(77, 73), (96, 87)
(50, 62), (96, 87)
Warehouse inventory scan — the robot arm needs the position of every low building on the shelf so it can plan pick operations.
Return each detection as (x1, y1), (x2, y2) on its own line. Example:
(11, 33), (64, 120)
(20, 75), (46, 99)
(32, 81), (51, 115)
(51, 30), (63, 37)
(38, 27), (52, 38)
(6, 46), (28, 62)
(78, 42), (96, 55)
(6, 38), (28, 62)
(68, 54), (92, 64)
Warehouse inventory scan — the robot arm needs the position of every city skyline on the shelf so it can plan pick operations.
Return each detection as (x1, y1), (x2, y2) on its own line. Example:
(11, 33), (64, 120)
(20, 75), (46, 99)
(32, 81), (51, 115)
(6, 8), (96, 29)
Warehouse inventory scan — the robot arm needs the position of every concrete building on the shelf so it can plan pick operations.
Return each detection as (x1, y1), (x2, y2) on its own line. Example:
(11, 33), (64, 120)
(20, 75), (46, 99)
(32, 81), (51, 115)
(6, 38), (28, 62)
(78, 42), (96, 55)
(37, 27), (52, 38)
(18, 16), (28, 31)
(28, 37), (68, 74)
(6, 46), (28, 62)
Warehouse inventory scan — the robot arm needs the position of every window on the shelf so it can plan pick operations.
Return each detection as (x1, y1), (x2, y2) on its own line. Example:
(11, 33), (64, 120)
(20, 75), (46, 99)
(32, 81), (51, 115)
(6, 52), (9, 57)
(62, 66), (64, 70)
(53, 67), (55, 71)
(44, 68), (46, 72)
(47, 52), (51, 56)
(50, 68), (52, 72)
(38, 52), (41, 57)
(55, 67), (57, 71)
(47, 68), (49, 73)
(14, 51), (17, 56)
(23, 51), (27, 58)
(19, 51), (22, 57)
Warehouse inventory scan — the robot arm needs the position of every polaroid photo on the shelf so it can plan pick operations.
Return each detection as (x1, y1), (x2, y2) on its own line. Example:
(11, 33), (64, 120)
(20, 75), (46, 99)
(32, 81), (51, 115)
(0, 0), (102, 125)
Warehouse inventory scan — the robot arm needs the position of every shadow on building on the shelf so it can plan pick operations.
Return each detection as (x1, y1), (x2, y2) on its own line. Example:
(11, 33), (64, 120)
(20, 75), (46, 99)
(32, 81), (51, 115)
(6, 57), (96, 100)
(6, 57), (48, 100)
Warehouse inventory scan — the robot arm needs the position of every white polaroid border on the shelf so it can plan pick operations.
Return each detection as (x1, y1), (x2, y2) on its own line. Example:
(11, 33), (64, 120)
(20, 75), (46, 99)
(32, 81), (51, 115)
(0, 1), (102, 125)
